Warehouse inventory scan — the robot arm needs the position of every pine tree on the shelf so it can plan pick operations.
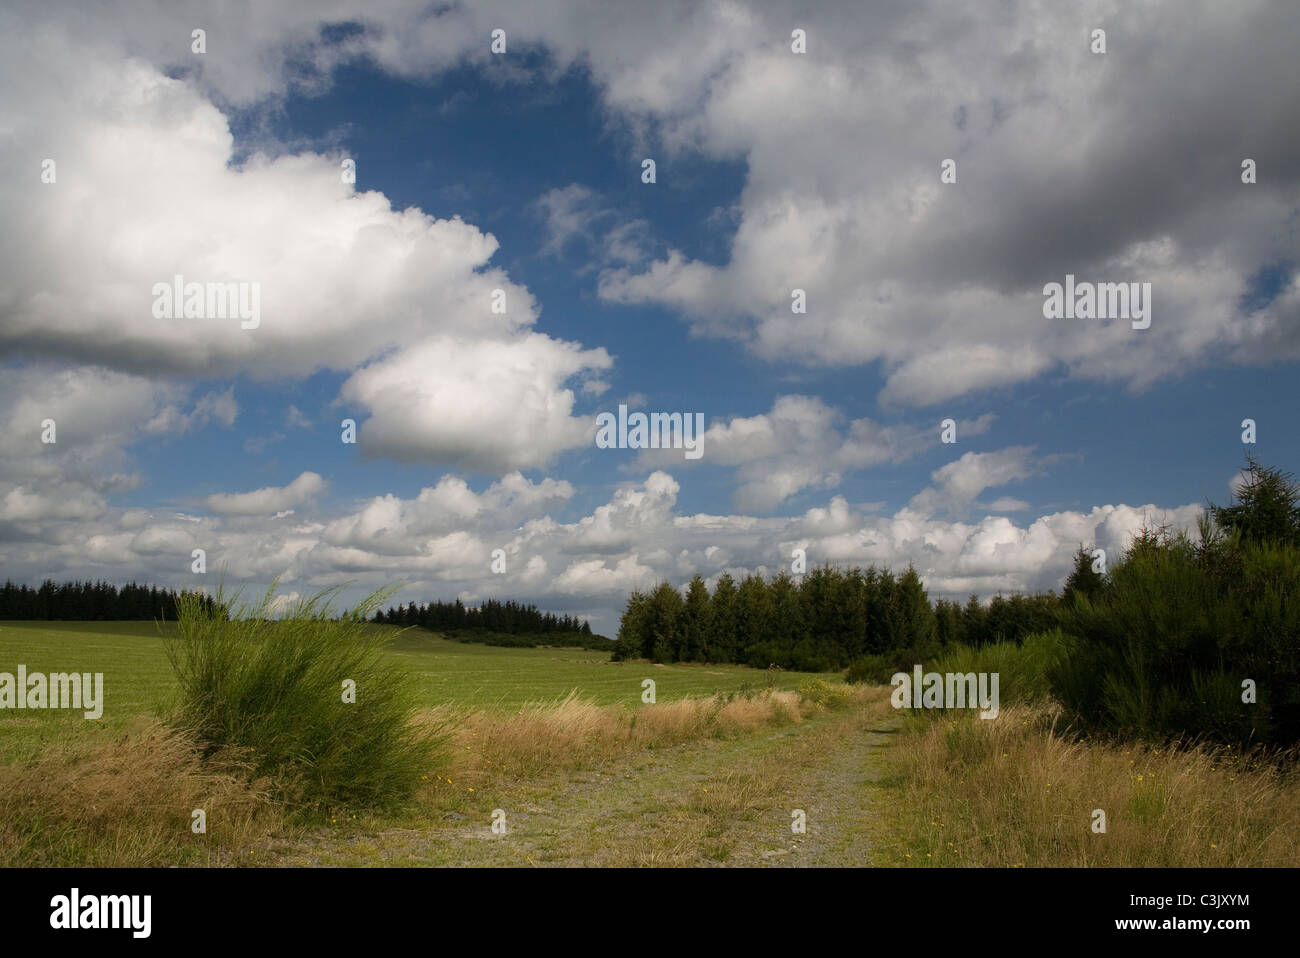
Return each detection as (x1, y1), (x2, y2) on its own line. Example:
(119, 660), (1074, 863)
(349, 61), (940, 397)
(708, 572), (738, 663)
(895, 566), (938, 657)
(767, 571), (806, 659)
(1062, 545), (1107, 607)
(961, 593), (990, 646)
(612, 589), (650, 660)
(646, 581), (685, 662)
(734, 573), (772, 658)
(1209, 454), (1300, 547)
(681, 575), (712, 662)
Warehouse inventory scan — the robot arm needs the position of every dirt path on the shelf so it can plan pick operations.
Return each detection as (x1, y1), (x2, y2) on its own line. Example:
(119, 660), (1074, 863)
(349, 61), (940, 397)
(263, 702), (900, 867)
(738, 712), (899, 867)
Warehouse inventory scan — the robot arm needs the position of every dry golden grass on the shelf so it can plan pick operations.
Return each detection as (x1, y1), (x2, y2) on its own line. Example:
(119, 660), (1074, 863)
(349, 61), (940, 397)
(0, 684), (865, 866)
(0, 718), (278, 867)
(883, 704), (1300, 867)
(427, 687), (857, 783)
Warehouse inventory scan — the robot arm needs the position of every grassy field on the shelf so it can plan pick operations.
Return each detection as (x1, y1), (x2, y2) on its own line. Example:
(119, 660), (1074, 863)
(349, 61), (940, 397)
(0, 621), (179, 760)
(0, 619), (860, 867)
(878, 705), (1300, 867)
(0, 620), (835, 759)
(4, 620), (1296, 868)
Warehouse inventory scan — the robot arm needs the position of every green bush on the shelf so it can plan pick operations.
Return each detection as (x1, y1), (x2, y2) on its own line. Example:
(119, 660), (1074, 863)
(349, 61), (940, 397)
(845, 652), (908, 684)
(929, 630), (1067, 708)
(1052, 528), (1300, 746)
(166, 584), (443, 812)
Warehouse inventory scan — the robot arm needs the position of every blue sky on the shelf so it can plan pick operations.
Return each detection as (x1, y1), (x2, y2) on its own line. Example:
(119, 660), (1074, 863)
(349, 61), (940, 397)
(2, 1), (1297, 635)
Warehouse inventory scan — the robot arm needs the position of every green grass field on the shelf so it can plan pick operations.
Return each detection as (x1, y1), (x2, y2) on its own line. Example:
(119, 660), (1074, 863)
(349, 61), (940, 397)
(0, 620), (835, 761)
(5, 621), (1295, 869)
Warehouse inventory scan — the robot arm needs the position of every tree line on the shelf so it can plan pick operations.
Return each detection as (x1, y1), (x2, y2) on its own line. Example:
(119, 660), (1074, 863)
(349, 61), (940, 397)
(613, 454), (1300, 747)
(611, 563), (1069, 672)
(0, 579), (222, 621)
(373, 597), (598, 641)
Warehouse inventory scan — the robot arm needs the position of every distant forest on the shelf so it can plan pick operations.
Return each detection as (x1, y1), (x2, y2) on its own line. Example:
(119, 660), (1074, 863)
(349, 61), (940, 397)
(373, 598), (609, 650)
(611, 563), (1066, 672)
(0, 579), (606, 648)
(0, 579), (220, 621)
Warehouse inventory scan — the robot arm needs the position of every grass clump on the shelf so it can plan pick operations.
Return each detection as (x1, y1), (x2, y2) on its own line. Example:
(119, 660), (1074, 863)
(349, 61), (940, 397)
(0, 719), (274, 866)
(167, 584), (443, 813)
(882, 704), (1299, 867)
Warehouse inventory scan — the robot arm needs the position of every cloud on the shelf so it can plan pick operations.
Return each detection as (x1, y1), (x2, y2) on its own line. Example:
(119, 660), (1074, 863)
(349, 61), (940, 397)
(243, 432), (286, 454)
(907, 447), (1048, 517)
(143, 389), (239, 435)
(340, 333), (612, 472)
(533, 184), (605, 258)
(583, 1), (1300, 405)
(533, 183), (652, 270)
(1, 484), (107, 522)
(554, 555), (658, 594)
(321, 471), (573, 557)
(636, 396), (993, 511)
(0, 1), (1284, 637)
(266, 591), (303, 617)
(0, 451), (1209, 636)
(0, 38), (529, 381)
(201, 471), (326, 516)
(0, 364), (184, 522)
(8, 2), (1293, 472)
(986, 497), (1031, 513)
(0, 20), (612, 474)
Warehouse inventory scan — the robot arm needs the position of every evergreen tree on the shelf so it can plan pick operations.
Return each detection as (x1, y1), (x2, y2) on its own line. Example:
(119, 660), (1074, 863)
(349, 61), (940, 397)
(1209, 454), (1300, 547)
(1062, 545), (1107, 607)
(895, 565), (939, 658)
(708, 572), (739, 663)
(612, 589), (650, 661)
(680, 574), (712, 662)
(934, 597), (962, 646)
(961, 594), (991, 647)
(734, 573), (773, 658)
(646, 581), (685, 662)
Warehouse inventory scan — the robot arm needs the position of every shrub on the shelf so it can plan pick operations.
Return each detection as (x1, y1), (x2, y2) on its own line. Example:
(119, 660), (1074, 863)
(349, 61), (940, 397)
(743, 641), (786, 670)
(1052, 528), (1300, 746)
(166, 584), (443, 812)
(929, 630), (1067, 708)
(845, 652), (906, 684)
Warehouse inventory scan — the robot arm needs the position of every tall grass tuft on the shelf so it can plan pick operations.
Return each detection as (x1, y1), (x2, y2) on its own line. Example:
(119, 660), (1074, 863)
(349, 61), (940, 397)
(167, 583), (443, 812)
(883, 704), (1299, 867)
(0, 719), (275, 867)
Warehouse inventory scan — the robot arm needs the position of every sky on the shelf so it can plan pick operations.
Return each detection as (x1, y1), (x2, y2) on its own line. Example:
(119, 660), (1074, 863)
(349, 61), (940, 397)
(1, 0), (1297, 636)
